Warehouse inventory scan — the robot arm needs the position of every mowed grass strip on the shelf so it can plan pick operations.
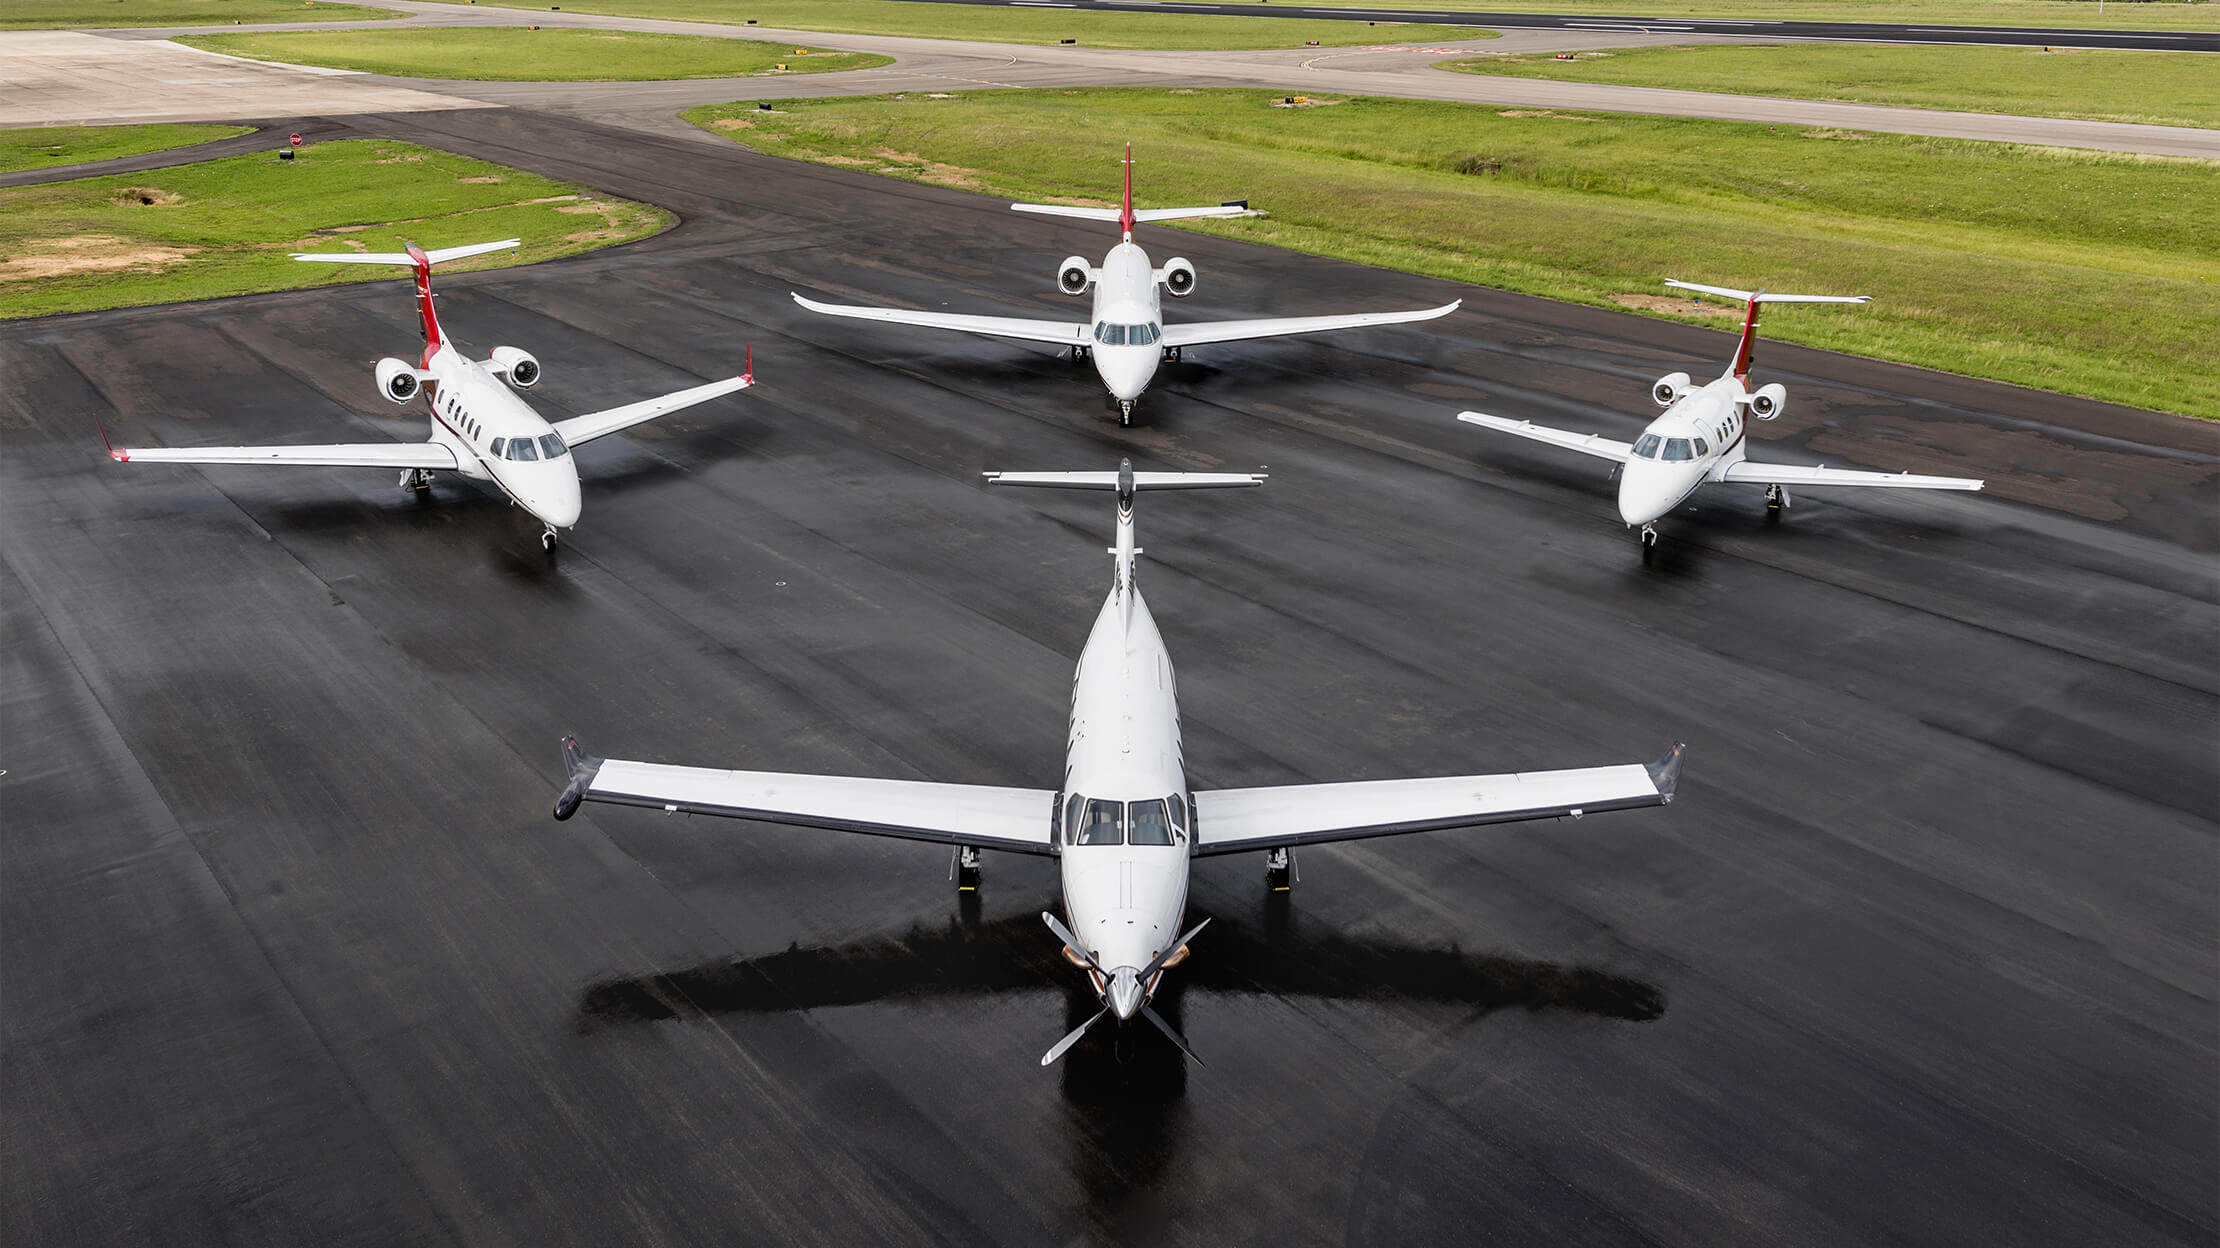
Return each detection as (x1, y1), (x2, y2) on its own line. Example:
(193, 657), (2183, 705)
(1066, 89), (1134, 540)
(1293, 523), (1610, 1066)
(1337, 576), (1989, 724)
(0, 124), (253, 175)
(1181, 0), (2220, 32)
(469, 0), (1491, 51)
(0, 138), (668, 320)
(177, 28), (891, 81)
(687, 89), (2220, 419)
(2, 0), (399, 29)
(1444, 44), (2220, 130)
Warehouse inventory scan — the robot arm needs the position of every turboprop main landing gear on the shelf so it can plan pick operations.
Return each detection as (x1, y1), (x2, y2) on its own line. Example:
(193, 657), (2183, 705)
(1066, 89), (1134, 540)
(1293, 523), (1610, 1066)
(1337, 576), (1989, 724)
(952, 845), (983, 892)
(1765, 483), (1790, 523)
(1264, 847), (1296, 893)
(400, 468), (433, 494)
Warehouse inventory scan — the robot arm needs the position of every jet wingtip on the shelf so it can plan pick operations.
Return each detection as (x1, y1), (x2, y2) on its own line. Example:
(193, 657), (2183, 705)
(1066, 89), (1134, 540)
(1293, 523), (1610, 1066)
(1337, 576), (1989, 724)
(1647, 742), (1687, 802)
(554, 734), (604, 821)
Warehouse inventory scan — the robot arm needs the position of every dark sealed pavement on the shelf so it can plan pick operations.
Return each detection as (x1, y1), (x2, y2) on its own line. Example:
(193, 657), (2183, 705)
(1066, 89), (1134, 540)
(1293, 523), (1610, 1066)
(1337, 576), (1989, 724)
(4, 108), (2215, 1245)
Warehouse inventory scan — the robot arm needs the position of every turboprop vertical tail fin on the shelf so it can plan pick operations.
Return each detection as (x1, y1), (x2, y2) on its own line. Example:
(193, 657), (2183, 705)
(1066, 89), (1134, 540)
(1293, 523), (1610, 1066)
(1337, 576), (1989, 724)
(292, 238), (521, 361)
(1662, 279), (1869, 386)
(984, 458), (1266, 604)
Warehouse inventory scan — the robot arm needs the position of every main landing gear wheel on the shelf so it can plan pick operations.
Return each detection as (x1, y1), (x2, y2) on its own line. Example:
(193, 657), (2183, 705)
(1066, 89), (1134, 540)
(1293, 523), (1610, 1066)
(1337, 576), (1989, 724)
(540, 525), (560, 558)
(1264, 848), (1295, 893)
(1765, 483), (1790, 524)
(1639, 524), (1660, 563)
(1070, 345), (1091, 364)
(952, 845), (983, 892)
(1117, 399), (1136, 427)
(1161, 346), (1182, 365)
(400, 468), (433, 494)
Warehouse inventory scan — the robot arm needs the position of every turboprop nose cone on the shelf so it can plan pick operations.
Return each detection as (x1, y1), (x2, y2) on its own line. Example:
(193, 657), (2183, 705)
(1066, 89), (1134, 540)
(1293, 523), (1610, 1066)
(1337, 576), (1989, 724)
(1107, 967), (1144, 1021)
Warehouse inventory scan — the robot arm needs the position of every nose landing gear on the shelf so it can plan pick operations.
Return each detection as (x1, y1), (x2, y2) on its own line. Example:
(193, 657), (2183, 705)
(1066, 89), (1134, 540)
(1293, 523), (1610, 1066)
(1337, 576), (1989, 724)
(1639, 524), (1660, 563)
(1764, 483), (1790, 523)
(540, 524), (560, 558)
(1116, 399), (1136, 427)
(1264, 848), (1295, 893)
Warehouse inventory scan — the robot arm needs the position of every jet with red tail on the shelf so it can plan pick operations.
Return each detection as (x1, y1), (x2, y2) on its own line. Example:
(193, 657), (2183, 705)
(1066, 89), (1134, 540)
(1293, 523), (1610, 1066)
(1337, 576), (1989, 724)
(793, 145), (1459, 425)
(105, 239), (754, 555)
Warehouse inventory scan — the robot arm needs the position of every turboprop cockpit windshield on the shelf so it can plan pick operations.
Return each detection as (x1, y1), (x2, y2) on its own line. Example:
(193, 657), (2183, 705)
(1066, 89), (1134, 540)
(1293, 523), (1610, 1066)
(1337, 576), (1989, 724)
(1062, 795), (1188, 845)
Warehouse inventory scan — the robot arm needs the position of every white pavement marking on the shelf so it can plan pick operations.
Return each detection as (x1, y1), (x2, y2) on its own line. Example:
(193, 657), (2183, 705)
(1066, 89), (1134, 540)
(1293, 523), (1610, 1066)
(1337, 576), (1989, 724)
(0, 31), (492, 126)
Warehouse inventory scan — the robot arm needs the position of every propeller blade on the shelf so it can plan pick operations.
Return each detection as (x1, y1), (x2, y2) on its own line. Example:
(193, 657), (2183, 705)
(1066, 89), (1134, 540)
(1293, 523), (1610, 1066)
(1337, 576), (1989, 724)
(1041, 910), (1102, 972)
(1140, 1003), (1204, 1067)
(1042, 1006), (1109, 1067)
(1140, 917), (1211, 980)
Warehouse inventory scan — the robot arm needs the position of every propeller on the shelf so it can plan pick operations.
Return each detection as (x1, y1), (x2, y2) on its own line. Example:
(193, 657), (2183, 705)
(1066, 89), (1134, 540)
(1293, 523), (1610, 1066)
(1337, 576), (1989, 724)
(1038, 911), (1211, 1066)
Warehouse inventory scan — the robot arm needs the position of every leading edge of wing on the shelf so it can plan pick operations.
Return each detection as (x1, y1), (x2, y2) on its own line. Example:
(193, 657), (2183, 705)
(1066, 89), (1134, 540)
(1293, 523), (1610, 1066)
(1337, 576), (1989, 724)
(792, 292), (1087, 347)
(552, 737), (1057, 855)
(551, 374), (751, 449)
(1457, 412), (1634, 464)
(1191, 744), (1684, 856)
(110, 442), (458, 469)
(1717, 460), (1984, 491)
(1158, 300), (1459, 349)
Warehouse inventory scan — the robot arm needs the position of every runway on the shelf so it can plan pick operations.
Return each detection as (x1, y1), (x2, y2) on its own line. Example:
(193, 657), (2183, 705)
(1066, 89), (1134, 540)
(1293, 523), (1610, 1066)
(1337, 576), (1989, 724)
(3, 108), (2215, 1245)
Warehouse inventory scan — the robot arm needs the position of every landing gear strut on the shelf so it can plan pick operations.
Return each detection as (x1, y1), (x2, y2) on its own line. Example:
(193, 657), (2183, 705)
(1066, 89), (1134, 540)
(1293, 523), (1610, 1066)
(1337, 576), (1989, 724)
(1069, 345), (1091, 363)
(1765, 483), (1790, 524)
(952, 845), (983, 892)
(400, 468), (433, 494)
(1264, 847), (1295, 893)
(1639, 524), (1660, 563)
(1116, 399), (1136, 427)
(1161, 346), (1182, 365)
(540, 524), (560, 557)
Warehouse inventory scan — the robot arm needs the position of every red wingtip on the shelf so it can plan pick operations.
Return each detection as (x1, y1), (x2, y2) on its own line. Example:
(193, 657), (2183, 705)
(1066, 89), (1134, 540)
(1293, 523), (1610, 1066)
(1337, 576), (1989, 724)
(110, 447), (129, 463)
(743, 343), (753, 385)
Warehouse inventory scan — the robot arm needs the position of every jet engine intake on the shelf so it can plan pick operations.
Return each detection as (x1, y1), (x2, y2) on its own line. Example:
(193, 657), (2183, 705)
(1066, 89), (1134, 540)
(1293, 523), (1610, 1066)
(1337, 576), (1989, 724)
(1157, 257), (1197, 298)
(1057, 257), (1094, 296)
(375, 357), (424, 404)
(1747, 382), (1787, 420)
(489, 346), (541, 388)
(1651, 371), (1692, 408)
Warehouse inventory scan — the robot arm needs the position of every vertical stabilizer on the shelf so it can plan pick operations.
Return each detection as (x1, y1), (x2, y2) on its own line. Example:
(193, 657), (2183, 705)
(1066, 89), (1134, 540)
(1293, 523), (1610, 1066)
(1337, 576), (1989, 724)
(1661, 279), (1871, 387)
(404, 243), (444, 360)
(1119, 142), (1136, 242)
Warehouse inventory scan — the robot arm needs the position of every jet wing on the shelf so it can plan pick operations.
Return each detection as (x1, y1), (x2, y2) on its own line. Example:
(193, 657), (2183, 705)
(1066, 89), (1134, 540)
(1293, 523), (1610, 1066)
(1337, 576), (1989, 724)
(1457, 412), (1635, 464)
(1191, 745), (1682, 856)
(1159, 300), (1459, 349)
(1717, 461), (1983, 491)
(553, 737), (1057, 856)
(552, 375), (753, 448)
(793, 292), (1088, 347)
(110, 442), (458, 469)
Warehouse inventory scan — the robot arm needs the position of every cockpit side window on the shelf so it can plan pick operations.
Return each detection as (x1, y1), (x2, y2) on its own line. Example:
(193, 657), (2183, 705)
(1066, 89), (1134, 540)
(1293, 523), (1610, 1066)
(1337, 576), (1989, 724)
(489, 438), (506, 458)
(1063, 793), (1085, 845)
(1169, 794), (1187, 840)
(1662, 438), (1694, 462)
(1692, 437), (1710, 456)
(1632, 433), (1662, 460)
(1077, 798), (1123, 846)
(1128, 800), (1174, 846)
(539, 433), (569, 460)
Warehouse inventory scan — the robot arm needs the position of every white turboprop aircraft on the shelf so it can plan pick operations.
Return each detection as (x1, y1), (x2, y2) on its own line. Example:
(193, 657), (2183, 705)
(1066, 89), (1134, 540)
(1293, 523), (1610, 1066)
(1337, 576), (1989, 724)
(792, 145), (1460, 424)
(1458, 280), (1983, 556)
(553, 460), (1683, 1066)
(106, 239), (753, 554)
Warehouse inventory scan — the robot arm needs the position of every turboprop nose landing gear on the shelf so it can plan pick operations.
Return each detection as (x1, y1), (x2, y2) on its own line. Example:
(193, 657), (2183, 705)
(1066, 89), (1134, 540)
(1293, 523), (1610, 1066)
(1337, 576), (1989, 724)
(1764, 483), (1790, 523)
(1264, 847), (1296, 893)
(951, 845), (983, 892)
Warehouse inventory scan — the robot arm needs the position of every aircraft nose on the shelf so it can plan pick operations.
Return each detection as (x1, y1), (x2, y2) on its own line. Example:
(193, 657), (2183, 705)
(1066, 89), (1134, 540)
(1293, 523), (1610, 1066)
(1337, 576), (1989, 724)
(1096, 348), (1156, 401)
(536, 469), (583, 529)
(1106, 967), (1144, 1022)
(1618, 464), (1676, 526)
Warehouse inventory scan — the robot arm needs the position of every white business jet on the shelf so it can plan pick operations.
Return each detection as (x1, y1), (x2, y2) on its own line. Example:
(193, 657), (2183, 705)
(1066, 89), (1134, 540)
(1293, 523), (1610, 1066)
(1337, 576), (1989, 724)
(792, 145), (1460, 424)
(106, 239), (753, 554)
(553, 460), (1683, 1066)
(1458, 280), (1983, 557)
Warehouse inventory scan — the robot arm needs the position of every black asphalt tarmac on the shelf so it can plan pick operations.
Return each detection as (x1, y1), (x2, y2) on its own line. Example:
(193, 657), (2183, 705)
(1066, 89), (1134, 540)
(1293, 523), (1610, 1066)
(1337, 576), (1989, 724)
(4, 109), (2215, 1246)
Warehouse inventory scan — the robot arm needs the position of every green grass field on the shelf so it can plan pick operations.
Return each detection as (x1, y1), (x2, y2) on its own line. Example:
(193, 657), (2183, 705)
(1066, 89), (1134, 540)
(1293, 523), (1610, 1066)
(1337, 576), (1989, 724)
(1164, 0), (2219, 31)
(0, 139), (668, 319)
(685, 89), (2219, 419)
(419, 0), (1490, 50)
(2, 0), (398, 29)
(0, 124), (253, 175)
(176, 28), (890, 80)
(1443, 44), (2220, 129)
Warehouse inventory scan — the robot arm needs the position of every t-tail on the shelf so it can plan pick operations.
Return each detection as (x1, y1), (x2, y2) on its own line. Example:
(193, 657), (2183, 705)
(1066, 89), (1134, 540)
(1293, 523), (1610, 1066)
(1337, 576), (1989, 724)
(292, 238), (521, 364)
(1663, 279), (1870, 387)
(985, 458), (1265, 616)
(1010, 146), (1258, 234)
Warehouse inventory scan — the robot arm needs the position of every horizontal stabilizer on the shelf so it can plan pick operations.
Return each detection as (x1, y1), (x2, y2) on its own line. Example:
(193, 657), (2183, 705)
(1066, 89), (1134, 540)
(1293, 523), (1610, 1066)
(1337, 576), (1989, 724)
(985, 469), (1266, 492)
(1012, 203), (1256, 224)
(1664, 279), (1868, 305)
(291, 238), (521, 267)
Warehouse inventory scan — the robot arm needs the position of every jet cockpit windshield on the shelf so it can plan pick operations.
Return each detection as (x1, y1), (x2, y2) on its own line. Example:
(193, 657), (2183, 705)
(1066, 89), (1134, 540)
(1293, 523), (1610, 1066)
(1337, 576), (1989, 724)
(1092, 322), (1162, 347)
(1063, 795), (1188, 845)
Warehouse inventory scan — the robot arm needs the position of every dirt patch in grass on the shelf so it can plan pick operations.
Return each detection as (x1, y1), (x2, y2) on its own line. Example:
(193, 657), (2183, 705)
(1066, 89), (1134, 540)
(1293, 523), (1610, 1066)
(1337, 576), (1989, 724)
(3, 235), (199, 279)
(1802, 129), (1874, 141)
(457, 175), (504, 183)
(710, 117), (755, 130)
(1496, 109), (1594, 121)
(1614, 293), (1738, 319)
(109, 186), (184, 207)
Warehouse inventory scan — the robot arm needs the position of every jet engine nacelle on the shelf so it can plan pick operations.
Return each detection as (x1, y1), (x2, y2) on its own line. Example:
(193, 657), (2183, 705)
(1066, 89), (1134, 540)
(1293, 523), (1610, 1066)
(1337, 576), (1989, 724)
(1157, 257), (1197, 298)
(489, 346), (540, 388)
(1651, 371), (1692, 408)
(1057, 257), (1094, 296)
(1747, 382), (1787, 420)
(375, 357), (425, 404)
